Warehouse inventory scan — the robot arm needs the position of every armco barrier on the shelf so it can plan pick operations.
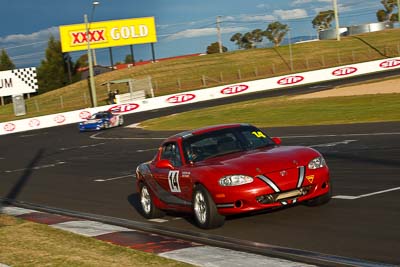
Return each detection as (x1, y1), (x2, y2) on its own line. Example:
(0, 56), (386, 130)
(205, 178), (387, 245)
(1, 57), (399, 136)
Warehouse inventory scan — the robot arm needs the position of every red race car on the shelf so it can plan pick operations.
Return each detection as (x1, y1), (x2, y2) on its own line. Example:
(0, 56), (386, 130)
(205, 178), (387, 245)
(136, 123), (331, 229)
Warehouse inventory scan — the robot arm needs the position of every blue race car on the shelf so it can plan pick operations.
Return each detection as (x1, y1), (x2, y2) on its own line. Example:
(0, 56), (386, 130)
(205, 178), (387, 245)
(79, 111), (124, 132)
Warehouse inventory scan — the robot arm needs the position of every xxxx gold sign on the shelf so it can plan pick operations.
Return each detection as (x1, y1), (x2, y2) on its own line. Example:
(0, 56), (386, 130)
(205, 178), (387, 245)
(59, 17), (157, 52)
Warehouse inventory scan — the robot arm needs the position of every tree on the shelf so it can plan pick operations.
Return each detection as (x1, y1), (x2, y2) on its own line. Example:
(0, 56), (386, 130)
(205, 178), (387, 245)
(247, 29), (264, 48)
(206, 42), (228, 54)
(230, 33), (243, 49)
(37, 35), (69, 93)
(124, 54), (135, 64)
(312, 10), (334, 33)
(263, 22), (289, 47)
(0, 49), (15, 71)
(376, 0), (398, 22)
(230, 29), (264, 50)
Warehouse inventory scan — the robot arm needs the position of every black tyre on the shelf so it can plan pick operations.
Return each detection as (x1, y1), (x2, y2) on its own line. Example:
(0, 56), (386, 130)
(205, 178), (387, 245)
(192, 184), (225, 229)
(305, 183), (332, 207)
(103, 121), (110, 129)
(139, 183), (165, 219)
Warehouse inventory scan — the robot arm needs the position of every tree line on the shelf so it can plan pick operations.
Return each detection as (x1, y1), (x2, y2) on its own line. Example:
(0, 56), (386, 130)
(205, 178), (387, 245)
(206, 0), (399, 54)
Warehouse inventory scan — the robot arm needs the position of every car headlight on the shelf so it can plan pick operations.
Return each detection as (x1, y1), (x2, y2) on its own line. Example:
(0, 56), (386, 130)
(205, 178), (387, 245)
(219, 175), (253, 186)
(308, 156), (326, 169)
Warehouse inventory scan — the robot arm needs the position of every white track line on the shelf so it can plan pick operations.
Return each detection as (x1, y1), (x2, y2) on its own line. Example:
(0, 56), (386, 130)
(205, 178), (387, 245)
(94, 174), (135, 182)
(333, 187), (400, 200)
(90, 132), (166, 140)
(282, 132), (400, 138)
(4, 161), (67, 173)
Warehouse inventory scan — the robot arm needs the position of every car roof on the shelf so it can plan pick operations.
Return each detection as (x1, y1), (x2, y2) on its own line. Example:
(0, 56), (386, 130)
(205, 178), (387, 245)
(165, 123), (252, 142)
(95, 111), (111, 115)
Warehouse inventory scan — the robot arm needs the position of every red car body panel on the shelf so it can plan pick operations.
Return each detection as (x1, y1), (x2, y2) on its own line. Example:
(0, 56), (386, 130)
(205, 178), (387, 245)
(136, 124), (330, 216)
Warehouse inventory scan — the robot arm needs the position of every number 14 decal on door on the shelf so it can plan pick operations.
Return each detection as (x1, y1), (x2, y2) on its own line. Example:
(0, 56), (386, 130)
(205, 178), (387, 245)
(168, 170), (181, 193)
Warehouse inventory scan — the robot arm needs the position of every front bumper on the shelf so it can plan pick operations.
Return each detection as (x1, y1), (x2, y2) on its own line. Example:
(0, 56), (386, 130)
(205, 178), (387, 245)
(79, 123), (103, 131)
(213, 169), (330, 216)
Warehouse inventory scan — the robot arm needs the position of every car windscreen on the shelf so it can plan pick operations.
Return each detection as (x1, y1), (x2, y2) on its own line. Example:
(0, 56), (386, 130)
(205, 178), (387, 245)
(90, 113), (108, 119)
(182, 126), (275, 163)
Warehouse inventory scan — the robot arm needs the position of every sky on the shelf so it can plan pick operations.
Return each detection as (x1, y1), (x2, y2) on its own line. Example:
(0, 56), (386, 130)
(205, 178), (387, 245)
(0, 0), (387, 68)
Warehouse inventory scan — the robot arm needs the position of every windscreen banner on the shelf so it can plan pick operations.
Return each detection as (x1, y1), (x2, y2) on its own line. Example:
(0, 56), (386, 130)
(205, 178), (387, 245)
(59, 17), (157, 52)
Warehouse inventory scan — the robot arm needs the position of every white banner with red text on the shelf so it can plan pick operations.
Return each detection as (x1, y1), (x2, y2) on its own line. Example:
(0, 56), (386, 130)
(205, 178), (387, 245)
(1, 57), (399, 135)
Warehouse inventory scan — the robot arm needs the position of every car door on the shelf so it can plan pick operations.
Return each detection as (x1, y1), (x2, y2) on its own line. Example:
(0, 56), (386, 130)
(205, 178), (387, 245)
(152, 142), (192, 203)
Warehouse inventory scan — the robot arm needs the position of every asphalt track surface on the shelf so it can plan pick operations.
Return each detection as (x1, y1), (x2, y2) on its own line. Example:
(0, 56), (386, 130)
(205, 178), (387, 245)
(1, 70), (399, 266)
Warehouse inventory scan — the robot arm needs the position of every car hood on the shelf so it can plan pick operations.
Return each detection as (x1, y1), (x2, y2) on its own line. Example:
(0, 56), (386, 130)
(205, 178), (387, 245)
(82, 119), (102, 124)
(198, 146), (320, 176)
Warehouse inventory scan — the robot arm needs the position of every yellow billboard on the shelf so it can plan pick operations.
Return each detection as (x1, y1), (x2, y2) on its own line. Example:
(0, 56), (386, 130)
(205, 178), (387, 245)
(59, 17), (157, 52)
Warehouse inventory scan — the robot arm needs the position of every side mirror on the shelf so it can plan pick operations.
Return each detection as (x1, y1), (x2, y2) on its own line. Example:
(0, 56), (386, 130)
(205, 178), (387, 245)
(271, 137), (282, 145)
(155, 159), (174, 169)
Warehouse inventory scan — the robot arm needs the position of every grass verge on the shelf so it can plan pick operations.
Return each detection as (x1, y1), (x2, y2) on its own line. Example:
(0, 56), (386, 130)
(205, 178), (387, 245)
(139, 93), (400, 130)
(0, 214), (192, 267)
(1, 28), (400, 123)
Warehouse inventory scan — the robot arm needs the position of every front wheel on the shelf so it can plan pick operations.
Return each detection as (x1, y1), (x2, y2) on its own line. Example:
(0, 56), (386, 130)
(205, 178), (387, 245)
(139, 183), (165, 219)
(192, 184), (225, 229)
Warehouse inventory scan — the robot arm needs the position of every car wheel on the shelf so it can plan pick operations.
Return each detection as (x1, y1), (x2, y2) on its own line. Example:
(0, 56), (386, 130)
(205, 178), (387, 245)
(118, 116), (124, 126)
(103, 121), (110, 129)
(305, 183), (332, 207)
(139, 183), (165, 219)
(192, 184), (225, 229)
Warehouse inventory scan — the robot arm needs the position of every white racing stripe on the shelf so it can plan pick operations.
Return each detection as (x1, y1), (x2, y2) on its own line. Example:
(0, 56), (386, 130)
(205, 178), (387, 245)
(257, 175), (280, 192)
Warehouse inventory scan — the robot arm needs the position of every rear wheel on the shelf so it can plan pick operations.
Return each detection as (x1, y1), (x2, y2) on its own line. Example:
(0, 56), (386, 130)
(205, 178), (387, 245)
(139, 183), (165, 219)
(193, 184), (225, 229)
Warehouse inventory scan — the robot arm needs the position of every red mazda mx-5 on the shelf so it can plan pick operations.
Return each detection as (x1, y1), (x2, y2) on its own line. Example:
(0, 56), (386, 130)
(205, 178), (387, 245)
(136, 123), (331, 229)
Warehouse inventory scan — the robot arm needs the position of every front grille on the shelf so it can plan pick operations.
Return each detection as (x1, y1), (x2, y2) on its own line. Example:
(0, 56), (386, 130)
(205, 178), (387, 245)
(256, 185), (312, 204)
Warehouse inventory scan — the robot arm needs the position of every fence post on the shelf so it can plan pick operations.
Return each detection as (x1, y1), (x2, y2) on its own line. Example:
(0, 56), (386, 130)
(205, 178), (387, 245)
(352, 51), (356, 62)
(220, 72), (224, 82)
(271, 64), (275, 74)
(237, 69), (241, 80)
(154, 80), (158, 92)
(35, 100), (40, 112)
(321, 55), (325, 67)
(305, 58), (310, 69)
(83, 92), (87, 105)
(254, 67), (258, 77)
(177, 78), (181, 90)
(202, 75), (207, 86)
(60, 96), (64, 109)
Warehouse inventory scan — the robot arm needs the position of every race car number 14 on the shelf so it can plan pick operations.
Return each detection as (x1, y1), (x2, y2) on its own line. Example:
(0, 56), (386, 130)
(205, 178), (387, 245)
(168, 171), (181, 193)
